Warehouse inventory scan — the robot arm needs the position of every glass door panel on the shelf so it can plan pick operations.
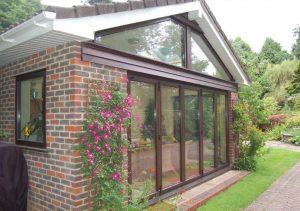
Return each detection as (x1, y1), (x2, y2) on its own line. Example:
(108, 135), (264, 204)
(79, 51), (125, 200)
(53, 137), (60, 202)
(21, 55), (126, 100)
(217, 94), (227, 165)
(202, 91), (215, 173)
(161, 85), (181, 188)
(130, 81), (156, 195)
(184, 89), (200, 179)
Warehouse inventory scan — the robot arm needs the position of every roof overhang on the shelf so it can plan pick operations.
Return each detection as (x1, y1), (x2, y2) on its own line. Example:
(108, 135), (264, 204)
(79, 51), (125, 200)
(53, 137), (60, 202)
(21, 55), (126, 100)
(0, 1), (250, 85)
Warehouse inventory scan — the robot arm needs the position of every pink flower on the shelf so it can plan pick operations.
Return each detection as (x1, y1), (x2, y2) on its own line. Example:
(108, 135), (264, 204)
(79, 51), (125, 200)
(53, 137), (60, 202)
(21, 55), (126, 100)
(104, 143), (112, 152)
(87, 144), (92, 149)
(111, 172), (120, 181)
(93, 168), (98, 177)
(81, 137), (87, 142)
(89, 159), (94, 165)
(100, 111), (113, 118)
(103, 133), (109, 141)
(103, 93), (113, 102)
(124, 95), (133, 107)
(95, 146), (101, 152)
(91, 130), (97, 136)
(88, 124), (94, 129)
(94, 135), (101, 142)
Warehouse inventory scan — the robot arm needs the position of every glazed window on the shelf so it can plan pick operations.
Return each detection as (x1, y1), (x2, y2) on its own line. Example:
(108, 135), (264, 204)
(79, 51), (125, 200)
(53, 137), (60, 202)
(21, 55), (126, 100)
(16, 70), (46, 148)
(191, 32), (230, 80)
(96, 20), (185, 67)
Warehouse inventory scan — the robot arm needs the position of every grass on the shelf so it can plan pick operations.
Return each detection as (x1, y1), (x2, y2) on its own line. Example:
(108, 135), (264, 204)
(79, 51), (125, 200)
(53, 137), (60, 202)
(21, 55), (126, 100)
(197, 148), (300, 211)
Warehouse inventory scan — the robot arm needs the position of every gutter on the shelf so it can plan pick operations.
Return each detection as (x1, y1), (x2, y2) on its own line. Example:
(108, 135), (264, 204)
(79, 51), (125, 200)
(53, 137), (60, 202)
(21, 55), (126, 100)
(0, 11), (56, 51)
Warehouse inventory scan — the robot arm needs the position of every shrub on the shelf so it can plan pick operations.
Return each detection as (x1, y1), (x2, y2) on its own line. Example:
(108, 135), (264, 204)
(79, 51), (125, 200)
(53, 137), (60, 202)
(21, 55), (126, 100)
(233, 84), (267, 171)
(286, 113), (300, 128)
(268, 114), (289, 127)
(290, 136), (300, 145)
(77, 80), (150, 210)
(233, 126), (266, 171)
(266, 124), (288, 141)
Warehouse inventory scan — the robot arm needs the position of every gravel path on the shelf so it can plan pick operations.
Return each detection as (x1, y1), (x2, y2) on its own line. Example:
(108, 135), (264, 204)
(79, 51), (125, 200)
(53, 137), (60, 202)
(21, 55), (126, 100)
(245, 141), (300, 211)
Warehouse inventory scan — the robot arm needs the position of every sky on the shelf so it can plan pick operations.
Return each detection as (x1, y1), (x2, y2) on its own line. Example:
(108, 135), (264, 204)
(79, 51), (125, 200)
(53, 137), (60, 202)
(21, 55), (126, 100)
(41, 0), (300, 53)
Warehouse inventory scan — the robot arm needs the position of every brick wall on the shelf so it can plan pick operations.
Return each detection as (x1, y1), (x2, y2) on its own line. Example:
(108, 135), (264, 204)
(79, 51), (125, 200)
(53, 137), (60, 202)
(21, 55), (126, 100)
(228, 91), (238, 164)
(0, 41), (127, 210)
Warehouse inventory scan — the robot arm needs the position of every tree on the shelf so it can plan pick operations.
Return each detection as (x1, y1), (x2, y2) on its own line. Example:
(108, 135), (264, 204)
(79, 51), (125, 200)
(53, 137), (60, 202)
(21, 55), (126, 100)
(0, 0), (43, 31)
(259, 38), (292, 64)
(292, 25), (300, 59)
(286, 63), (300, 95)
(262, 60), (299, 106)
(231, 37), (267, 83)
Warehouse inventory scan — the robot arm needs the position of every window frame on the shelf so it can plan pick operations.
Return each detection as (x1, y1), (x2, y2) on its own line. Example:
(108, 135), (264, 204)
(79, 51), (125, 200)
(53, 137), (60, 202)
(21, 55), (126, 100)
(15, 69), (46, 148)
(94, 15), (234, 81)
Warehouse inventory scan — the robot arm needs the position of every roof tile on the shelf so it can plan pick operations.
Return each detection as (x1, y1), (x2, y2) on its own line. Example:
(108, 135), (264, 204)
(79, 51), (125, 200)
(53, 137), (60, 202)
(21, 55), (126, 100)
(167, 0), (177, 5)
(129, 1), (145, 10)
(114, 2), (131, 12)
(96, 4), (115, 14)
(46, 6), (77, 18)
(74, 5), (97, 17)
(157, 0), (168, 6)
(144, 0), (157, 8)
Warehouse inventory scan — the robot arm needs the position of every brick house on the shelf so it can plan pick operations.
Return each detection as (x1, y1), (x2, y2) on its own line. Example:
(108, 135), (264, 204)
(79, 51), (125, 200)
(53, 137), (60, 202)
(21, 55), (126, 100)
(0, 0), (250, 210)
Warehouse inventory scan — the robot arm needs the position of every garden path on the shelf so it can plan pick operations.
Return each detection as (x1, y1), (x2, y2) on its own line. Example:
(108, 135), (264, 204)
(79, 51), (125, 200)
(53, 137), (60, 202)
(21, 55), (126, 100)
(245, 141), (300, 211)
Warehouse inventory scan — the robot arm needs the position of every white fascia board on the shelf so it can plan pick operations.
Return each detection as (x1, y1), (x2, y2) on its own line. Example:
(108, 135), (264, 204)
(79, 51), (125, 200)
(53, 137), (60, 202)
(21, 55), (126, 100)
(188, 9), (250, 85)
(53, 1), (200, 40)
(0, 11), (56, 51)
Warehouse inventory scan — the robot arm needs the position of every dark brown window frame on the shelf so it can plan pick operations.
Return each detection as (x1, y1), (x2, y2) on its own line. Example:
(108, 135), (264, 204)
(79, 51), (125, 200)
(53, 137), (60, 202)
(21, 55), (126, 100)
(128, 73), (229, 201)
(15, 69), (46, 148)
(94, 14), (234, 82)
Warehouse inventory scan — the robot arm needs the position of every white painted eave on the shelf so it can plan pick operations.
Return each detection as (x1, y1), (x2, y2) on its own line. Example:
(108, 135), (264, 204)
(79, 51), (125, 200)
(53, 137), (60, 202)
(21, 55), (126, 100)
(188, 8), (250, 85)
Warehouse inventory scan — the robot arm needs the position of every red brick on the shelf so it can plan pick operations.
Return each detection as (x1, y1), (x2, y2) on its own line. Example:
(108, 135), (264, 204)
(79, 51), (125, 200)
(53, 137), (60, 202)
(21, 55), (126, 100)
(65, 125), (82, 132)
(35, 162), (42, 168)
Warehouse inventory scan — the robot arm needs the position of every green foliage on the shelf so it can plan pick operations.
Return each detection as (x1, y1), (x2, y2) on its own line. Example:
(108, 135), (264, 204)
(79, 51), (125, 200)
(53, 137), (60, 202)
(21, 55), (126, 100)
(290, 136), (300, 145)
(286, 64), (300, 95)
(262, 60), (299, 106)
(286, 113), (300, 128)
(237, 83), (268, 125)
(263, 97), (279, 117)
(77, 80), (150, 210)
(0, 0), (43, 31)
(233, 84), (267, 171)
(266, 124), (288, 140)
(259, 37), (292, 64)
(231, 37), (267, 82)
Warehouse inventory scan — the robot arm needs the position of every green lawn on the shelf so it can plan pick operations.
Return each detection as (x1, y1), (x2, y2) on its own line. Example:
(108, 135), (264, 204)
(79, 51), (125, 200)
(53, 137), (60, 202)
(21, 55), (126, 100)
(198, 148), (300, 211)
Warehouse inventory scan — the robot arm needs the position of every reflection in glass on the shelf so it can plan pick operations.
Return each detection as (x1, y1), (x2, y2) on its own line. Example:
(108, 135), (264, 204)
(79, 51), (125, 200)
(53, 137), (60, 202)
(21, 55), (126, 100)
(203, 91), (215, 173)
(130, 81), (156, 194)
(19, 77), (44, 142)
(217, 95), (227, 165)
(184, 89), (200, 179)
(161, 86), (180, 188)
(191, 32), (230, 80)
(97, 20), (185, 67)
